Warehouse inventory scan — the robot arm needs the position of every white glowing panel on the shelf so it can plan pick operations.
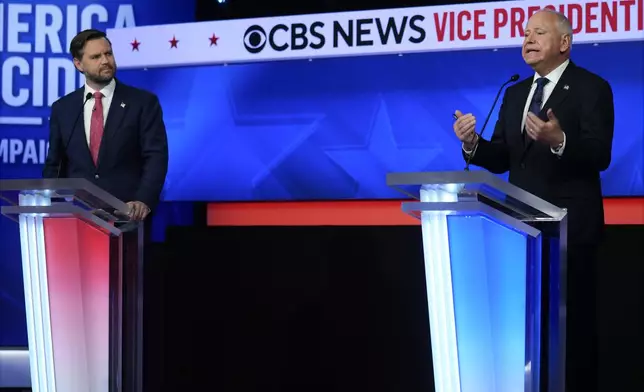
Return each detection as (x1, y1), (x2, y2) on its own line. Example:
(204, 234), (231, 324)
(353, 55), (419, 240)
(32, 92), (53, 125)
(419, 187), (460, 392)
(18, 193), (55, 392)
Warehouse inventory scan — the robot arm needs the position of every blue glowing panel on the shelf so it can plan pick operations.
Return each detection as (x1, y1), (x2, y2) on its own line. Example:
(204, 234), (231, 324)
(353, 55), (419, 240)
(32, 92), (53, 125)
(447, 215), (531, 392)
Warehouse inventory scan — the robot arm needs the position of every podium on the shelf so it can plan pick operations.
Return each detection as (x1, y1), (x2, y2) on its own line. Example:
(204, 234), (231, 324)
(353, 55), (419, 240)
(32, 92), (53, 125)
(386, 171), (567, 392)
(0, 178), (144, 392)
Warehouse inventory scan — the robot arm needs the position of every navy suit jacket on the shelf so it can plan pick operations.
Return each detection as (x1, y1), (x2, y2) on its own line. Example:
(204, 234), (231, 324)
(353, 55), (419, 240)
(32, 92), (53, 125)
(464, 61), (614, 246)
(43, 80), (169, 211)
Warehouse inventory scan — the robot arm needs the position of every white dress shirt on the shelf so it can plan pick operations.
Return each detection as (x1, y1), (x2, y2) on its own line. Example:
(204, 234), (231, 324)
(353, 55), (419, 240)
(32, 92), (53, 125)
(83, 78), (116, 145)
(463, 59), (569, 156)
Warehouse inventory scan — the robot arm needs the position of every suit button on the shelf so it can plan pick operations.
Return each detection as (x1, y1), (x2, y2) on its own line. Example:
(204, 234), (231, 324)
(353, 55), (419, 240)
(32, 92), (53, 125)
(95, 174), (100, 179)
(520, 163), (526, 169)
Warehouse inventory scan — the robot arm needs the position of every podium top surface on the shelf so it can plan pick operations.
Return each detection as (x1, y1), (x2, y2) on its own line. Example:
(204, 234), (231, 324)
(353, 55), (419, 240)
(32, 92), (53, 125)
(386, 170), (566, 221)
(0, 178), (128, 211)
(0, 179), (135, 232)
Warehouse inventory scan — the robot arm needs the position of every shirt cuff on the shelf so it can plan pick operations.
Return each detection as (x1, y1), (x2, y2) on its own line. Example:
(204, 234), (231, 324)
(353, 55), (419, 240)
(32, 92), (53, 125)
(550, 132), (566, 156)
(462, 135), (479, 156)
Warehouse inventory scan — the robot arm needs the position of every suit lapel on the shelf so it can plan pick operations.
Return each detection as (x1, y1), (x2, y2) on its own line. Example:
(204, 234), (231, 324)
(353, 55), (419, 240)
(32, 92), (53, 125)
(97, 82), (128, 166)
(540, 64), (573, 118)
(103, 82), (128, 141)
(512, 79), (532, 144)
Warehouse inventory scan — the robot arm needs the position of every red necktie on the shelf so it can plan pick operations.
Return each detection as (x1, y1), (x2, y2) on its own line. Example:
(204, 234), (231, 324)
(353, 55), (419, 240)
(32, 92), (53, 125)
(89, 91), (104, 165)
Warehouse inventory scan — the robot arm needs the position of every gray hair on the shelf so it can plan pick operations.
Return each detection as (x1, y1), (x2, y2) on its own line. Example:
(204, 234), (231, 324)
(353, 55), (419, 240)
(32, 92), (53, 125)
(539, 8), (574, 43)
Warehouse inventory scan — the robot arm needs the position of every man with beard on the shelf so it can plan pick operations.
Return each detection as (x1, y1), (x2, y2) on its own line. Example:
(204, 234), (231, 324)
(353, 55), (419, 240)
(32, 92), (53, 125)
(453, 9), (614, 392)
(43, 29), (168, 222)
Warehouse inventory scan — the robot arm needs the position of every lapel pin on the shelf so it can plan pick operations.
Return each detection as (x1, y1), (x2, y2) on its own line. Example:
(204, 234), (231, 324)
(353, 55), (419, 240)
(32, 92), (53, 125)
(563, 85), (569, 90)
(120, 102), (126, 108)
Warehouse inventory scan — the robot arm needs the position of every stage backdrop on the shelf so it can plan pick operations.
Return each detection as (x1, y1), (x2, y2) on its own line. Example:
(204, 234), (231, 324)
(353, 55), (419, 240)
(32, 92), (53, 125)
(1, 0), (643, 346)
(113, 42), (643, 201)
(103, 0), (643, 200)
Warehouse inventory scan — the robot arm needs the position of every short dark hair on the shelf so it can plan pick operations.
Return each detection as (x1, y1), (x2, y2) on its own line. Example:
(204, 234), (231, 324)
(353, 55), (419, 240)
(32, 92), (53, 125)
(69, 29), (112, 59)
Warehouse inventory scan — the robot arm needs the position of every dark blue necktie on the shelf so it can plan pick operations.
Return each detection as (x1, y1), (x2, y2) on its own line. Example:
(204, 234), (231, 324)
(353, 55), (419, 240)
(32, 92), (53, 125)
(530, 77), (549, 115)
(524, 77), (549, 145)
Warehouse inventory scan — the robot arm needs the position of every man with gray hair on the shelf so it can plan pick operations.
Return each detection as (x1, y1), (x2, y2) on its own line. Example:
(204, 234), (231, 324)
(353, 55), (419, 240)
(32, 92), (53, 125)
(453, 8), (614, 392)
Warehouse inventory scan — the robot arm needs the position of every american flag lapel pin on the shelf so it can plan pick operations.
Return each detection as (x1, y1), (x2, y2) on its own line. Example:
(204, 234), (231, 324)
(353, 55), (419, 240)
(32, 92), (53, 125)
(121, 102), (126, 108)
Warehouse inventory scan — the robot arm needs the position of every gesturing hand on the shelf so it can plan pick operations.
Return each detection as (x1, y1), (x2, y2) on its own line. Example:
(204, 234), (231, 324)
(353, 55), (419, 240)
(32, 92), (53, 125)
(453, 110), (478, 149)
(525, 109), (565, 148)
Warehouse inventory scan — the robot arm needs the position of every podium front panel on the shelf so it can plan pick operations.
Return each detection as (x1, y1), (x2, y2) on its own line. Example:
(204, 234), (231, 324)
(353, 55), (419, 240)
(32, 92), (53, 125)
(0, 179), (143, 392)
(14, 193), (122, 392)
(405, 187), (544, 392)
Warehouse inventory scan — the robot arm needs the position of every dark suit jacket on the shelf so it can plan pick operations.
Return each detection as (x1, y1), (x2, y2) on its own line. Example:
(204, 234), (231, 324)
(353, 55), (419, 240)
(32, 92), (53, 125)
(465, 61), (614, 245)
(43, 80), (169, 211)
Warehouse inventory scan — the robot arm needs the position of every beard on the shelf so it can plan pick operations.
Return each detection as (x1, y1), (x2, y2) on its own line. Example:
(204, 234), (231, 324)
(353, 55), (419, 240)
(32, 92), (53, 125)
(85, 66), (116, 85)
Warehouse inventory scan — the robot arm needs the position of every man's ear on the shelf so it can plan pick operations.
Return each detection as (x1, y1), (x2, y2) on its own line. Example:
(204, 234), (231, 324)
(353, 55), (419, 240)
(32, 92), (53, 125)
(560, 34), (571, 53)
(73, 57), (83, 73)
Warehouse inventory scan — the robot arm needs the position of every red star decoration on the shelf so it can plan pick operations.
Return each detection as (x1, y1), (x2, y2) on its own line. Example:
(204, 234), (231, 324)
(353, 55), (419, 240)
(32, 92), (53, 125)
(209, 34), (220, 46)
(130, 39), (140, 51)
(169, 35), (179, 48)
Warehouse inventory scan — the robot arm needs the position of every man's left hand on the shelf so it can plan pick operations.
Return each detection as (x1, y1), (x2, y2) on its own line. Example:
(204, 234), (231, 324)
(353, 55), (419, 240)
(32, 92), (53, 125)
(525, 109), (565, 148)
(126, 201), (150, 221)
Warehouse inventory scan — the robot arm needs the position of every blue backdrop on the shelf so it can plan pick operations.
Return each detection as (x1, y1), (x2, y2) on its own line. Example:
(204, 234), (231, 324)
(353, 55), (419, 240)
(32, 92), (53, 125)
(114, 41), (644, 201)
(1, 0), (643, 347)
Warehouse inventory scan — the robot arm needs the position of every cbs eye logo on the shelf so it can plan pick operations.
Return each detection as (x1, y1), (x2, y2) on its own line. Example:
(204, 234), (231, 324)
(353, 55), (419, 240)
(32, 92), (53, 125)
(243, 25), (267, 54)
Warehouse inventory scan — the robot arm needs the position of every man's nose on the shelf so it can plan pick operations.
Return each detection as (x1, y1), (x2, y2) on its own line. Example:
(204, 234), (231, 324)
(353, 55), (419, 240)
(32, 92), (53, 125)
(525, 32), (535, 42)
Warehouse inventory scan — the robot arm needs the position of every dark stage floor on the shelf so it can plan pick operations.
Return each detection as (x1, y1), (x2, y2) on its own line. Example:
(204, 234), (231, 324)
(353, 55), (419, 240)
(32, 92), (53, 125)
(140, 224), (644, 392)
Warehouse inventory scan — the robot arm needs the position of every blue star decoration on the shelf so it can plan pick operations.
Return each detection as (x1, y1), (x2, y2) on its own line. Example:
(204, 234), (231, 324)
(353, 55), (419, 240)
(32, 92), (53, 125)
(164, 71), (324, 201)
(325, 96), (442, 198)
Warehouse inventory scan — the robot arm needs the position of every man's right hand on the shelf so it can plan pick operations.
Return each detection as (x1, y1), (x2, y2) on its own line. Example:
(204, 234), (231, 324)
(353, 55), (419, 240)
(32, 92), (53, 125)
(453, 110), (478, 151)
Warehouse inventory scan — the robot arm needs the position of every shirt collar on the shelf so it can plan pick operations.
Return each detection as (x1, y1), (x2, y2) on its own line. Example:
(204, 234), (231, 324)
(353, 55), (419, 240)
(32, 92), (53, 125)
(533, 59), (569, 86)
(84, 78), (116, 99)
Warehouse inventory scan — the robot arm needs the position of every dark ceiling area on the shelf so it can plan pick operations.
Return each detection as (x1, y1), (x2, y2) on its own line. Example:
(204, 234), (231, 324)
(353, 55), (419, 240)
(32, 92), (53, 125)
(195, 0), (494, 21)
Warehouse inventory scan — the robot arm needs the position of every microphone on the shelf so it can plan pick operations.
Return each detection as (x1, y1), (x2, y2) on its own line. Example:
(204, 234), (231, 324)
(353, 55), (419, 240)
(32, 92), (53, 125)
(463, 74), (520, 171)
(56, 92), (93, 178)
